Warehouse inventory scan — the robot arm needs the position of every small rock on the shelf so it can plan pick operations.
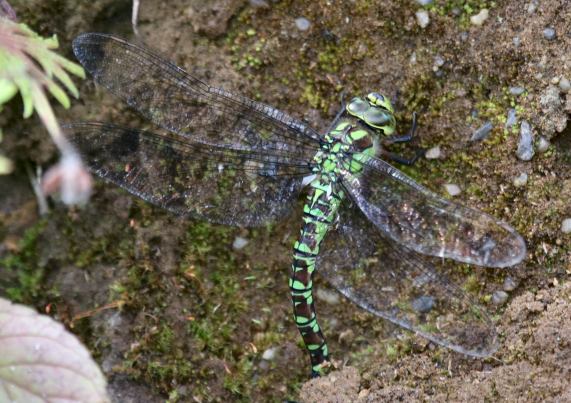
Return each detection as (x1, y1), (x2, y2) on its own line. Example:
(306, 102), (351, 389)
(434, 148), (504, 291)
(416, 10), (430, 28)
(551, 76), (560, 85)
(470, 121), (493, 141)
(444, 184), (461, 196)
(503, 277), (517, 292)
(470, 9), (489, 26)
(505, 108), (518, 129)
(416, 0), (433, 5)
(543, 27), (556, 40)
(434, 55), (445, 67)
(295, 17), (311, 31)
(410, 51), (417, 65)
(492, 290), (509, 306)
(527, 2), (537, 14)
(316, 288), (340, 305)
(425, 145), (442, 159)
(262, 347), (278, 361)
(513, 36), (521, 47)
(536, 136), (550, 153)
(510, 86), (525, 96)
(232, 236), (249, 250)
(513, 173), (528, 188)
(249, 0), (269, 7)
(561, 218), (571, 234)
(559, 77), (571, 93)
(516, 121), (535, 161)
(412, 296), (435, 313)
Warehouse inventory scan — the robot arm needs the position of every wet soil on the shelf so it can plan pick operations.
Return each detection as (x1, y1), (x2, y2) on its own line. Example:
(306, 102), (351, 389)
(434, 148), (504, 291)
(1, 0), (570, 402)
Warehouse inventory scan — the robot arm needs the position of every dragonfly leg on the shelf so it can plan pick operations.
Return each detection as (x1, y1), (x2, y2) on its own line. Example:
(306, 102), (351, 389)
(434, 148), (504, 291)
(324, 103), (349, 136)
(381, 111), (418, 145)
(380, 147), (424, 166)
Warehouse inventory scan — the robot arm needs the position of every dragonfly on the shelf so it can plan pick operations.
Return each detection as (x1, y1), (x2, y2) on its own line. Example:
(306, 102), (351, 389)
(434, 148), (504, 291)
(66, 33), (526, 377)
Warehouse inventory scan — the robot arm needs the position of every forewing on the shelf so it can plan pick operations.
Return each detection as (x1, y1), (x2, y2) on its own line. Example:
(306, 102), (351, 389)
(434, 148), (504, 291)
(65, 122), (311, 226)
(318, 204), (498, 357)
(72, 33), (321, 160)
(340, 156), (526, 268)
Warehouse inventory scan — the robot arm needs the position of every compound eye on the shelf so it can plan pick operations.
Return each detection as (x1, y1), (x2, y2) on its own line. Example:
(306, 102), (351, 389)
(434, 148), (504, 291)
(366, 92), (385, 105)
(347, 97), (369, 114)
(364, 107), (391, 127)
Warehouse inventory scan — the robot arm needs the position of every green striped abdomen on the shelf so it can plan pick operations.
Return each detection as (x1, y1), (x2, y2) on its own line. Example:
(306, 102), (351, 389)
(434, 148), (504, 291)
(291, 177), (344, 375)
(291, 118), (376, 376)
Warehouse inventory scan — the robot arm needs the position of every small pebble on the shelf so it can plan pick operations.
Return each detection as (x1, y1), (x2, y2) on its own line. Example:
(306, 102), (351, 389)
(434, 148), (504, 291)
(316, 288), (340, 305)
(262, 347), (278, 361)
(470, 9), (489, 26)
(536, 136), (550, 153)
(527, 2), (537, 14)
(295, 17), (311, 31)
(562, 218), (571, 234)
(416, 0), (433, 5)
(551, 76), (560, 85)
(412, 296), (435, 313)
(492, 290), (509, 306)
(232, 236), (249, 250)
(416, 10), (430, 29)
(410, 51), (417, 65)
(513, 173), (528, 188)
(559, 77), (571, 93)
(543, 27), (556, 40)
(503, 277), (517, 292)
(425, 145), (442, 159)
(510, 86), (525, 96)
(516, 121), (535, 161)
(470, 121), (493, 141)
(434, 55), (445, 67)
(513, 36), (521, 47)
(444, 184), (461, 196)
(249, 0), (269, 7)
(505, 108), (518, 129)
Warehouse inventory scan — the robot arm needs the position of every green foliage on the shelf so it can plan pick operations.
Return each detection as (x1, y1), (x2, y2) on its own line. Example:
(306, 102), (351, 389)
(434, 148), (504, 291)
(0, 18), (84, 173)
(0, 19), (84, 116)
(0, 220), (46, 303)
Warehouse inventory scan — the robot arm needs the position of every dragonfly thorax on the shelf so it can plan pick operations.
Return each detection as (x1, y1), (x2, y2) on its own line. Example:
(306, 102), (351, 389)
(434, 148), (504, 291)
(346, 92), (396, 136)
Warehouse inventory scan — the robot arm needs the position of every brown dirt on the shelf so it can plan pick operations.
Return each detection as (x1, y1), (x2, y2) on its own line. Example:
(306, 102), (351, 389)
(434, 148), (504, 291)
(1, 1), (570, 402)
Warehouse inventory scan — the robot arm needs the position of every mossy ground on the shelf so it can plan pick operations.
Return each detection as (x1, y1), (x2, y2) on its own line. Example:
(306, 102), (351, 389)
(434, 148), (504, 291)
(1, 0), (570, 402)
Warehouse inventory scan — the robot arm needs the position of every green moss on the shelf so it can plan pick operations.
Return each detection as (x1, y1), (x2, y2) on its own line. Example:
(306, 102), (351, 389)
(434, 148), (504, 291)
(156, 325), (175, 353)
(0, 220), (46, 303)
(427, 0), (497, 28)
(463, 274), (481, 294)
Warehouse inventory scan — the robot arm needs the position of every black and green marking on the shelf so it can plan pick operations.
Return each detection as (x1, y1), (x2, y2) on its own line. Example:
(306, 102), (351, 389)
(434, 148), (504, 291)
(67, 33), (526, 378)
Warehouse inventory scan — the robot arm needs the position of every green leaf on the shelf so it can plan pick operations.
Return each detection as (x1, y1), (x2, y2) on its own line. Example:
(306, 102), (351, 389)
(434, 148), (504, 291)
(14, 77), (33, 118)
(52, 53), (86, 78)
(0, 78), (18, 104)
(46, 80), (71, 109)
(0, 155), (13, 174)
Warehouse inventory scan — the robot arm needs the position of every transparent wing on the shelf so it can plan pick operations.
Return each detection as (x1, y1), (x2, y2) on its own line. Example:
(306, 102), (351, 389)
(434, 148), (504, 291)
(340, 156), (526, 268)
(72, 33), (321, 160)
(64, 122), (312, 226)
(318, 203), (498, 357)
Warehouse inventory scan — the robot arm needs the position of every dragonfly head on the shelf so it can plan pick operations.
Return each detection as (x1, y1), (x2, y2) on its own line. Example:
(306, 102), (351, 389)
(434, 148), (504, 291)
(346, 92), (396, 136)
